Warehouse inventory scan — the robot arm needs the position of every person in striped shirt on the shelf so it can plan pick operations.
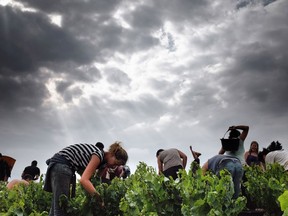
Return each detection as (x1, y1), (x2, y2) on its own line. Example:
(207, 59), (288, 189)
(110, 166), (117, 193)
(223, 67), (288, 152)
(44, 141), (128, 216)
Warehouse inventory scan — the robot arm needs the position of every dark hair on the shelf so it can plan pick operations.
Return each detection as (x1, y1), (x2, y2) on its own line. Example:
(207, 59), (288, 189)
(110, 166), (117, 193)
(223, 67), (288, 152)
(229, 129), (240, 139)
(122, 165), (131, 179)
(267, 141), (282, 152)
(258, 148), (270, 163)
(156, 149), (164, 157)
(96, 142), (104, 151)
(32, 160), (37, 166)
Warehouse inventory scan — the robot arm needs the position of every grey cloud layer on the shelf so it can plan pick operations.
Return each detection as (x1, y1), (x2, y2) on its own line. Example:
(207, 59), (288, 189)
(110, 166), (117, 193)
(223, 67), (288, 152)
(1, 0), (287, 178)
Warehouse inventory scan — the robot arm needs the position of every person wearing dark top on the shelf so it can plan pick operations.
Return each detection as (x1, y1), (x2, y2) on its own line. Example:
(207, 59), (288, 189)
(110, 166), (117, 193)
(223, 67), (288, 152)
(44, 141), (128, 216)
(0, 153), (11, 181)
(244, 141), (260, 166)
(22, 160), (41, 180)
(202, 154), (243, 199)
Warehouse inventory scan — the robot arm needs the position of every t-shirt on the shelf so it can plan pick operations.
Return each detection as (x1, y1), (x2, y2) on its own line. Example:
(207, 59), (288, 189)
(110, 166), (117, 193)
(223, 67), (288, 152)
(159, 148), (183, 171)
(265, 150), (288, 171)
(58, 143), (104, 171)
(225, 139), (245, 165)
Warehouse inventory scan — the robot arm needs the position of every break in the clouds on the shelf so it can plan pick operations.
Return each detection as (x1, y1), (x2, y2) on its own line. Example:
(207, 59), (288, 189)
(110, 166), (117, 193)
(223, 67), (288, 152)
(0, 0), (287, 179)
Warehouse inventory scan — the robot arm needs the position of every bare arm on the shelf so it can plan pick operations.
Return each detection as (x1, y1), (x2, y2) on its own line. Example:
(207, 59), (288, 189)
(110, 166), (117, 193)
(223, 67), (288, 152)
(219, 147), (225, 154)
(157, 156), (163, 175)
(244, 151), (249, 161)
(202, 161), (209, 175)
(178, 150), (187, 169)
(80, 154), (100, 196)
(230, 125), (249, 141)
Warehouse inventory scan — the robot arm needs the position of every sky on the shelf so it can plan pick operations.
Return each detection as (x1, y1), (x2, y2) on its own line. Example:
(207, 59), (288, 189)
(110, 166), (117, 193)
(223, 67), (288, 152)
(1, 0), (287, 180)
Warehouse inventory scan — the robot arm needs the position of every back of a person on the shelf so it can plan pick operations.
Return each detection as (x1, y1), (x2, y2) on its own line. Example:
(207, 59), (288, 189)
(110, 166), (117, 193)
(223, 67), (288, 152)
(159, 148), (182, 171)
(23, 166), (40, 179)
(266, 150), (288, 170)
(225, 139), (245, 164)
(208, 154), (243, 198)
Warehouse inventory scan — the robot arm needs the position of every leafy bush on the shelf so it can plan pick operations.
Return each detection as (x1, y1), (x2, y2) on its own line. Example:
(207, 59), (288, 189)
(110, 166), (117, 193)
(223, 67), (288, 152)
(278, 190), (288, 216)
(1, 162), (287, 216)
(243, 164), (288, 216)
(0, 175), (51, 216)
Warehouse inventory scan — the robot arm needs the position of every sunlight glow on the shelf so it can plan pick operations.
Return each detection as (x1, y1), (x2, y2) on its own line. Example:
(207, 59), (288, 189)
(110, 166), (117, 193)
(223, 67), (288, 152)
(48, 14), (62, 27)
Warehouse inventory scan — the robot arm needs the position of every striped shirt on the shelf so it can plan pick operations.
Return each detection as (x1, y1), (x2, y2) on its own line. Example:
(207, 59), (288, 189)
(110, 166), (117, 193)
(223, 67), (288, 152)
(58, 143), (104, 171)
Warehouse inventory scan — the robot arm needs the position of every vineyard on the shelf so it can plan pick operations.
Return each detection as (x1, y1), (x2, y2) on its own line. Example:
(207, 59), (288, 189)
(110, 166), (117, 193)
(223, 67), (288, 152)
(0, 162), (288, 216)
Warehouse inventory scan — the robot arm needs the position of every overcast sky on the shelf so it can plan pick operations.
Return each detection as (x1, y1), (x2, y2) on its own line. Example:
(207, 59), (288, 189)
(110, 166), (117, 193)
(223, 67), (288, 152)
(1, 0), (287, 180)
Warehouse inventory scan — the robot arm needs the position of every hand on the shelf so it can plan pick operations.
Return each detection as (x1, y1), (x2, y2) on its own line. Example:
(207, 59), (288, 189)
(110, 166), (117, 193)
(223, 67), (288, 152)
(229, 126), (236, 130)
(92, 192), (105, 208)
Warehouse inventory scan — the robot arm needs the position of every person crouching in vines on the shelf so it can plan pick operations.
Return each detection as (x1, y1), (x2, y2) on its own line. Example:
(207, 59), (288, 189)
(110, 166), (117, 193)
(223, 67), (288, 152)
(44, 141), (128, 216)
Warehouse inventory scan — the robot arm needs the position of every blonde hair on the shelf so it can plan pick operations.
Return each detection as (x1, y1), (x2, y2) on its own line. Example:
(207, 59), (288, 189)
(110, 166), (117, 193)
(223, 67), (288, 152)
(109, 141), (128, 165)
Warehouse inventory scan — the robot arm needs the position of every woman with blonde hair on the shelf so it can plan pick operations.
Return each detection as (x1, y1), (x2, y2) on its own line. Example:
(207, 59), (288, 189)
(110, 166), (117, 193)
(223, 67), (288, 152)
(44, 141), (128, 216)
(244, 141), (260, 166)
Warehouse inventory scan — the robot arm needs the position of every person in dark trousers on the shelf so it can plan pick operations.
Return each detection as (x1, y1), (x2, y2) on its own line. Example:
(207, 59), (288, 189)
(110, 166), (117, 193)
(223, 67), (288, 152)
(44, 141), (128, 216)
(22, 160), (41, 181)
(156, 148), (187, 180)
(202, 154), (243, 199)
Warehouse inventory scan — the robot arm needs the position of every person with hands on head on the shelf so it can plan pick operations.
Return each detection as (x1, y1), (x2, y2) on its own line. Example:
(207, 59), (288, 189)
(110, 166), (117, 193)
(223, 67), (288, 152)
(156, 148), (187, 180)
(44, 141), (128, 216)
(219, 125), (249, 165)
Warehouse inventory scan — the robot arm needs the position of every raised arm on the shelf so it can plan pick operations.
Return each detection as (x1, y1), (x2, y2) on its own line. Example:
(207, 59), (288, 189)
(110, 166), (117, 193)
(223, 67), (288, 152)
(230, 125), (249, 141)
(178, 150), (187, 169)
(157, 156), (163, 175)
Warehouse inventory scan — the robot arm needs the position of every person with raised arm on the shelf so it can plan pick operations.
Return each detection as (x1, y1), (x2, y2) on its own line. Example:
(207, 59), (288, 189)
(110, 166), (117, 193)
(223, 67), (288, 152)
(219, 125), (249, 165)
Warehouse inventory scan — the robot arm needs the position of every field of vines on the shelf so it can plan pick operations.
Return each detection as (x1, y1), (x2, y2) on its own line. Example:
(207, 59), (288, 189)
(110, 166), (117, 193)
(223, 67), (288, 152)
(0, 162), (288, 216)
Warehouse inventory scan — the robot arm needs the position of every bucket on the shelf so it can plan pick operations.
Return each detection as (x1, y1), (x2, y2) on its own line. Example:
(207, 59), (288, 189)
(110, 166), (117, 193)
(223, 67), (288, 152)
(220, 130), (240, 151)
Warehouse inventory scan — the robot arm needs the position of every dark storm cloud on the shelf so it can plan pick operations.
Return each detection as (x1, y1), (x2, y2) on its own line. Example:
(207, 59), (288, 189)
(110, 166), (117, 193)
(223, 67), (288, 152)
(2, 0), (288, 179)
(237, 0), (278, 9)
(0, 6), (94, 73)
(0, 5), (98, 113)
(0, 77), (49, 113)
(16, 0), (122, 14)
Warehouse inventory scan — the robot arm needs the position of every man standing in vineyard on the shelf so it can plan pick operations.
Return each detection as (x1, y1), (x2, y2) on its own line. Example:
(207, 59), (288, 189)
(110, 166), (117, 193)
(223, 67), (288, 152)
(202, 154), (243, 199)
(156, 148), (187, 180)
